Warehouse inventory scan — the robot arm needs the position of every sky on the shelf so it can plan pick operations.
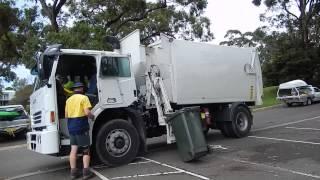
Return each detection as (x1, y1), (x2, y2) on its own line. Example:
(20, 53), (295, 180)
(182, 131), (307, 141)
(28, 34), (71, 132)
(204, 0), (266, 43)
(4, 0), (267, 87)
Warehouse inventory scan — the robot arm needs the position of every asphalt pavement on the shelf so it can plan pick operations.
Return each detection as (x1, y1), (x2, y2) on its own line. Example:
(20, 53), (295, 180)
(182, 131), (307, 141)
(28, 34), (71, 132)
(1, 103), (320, 180)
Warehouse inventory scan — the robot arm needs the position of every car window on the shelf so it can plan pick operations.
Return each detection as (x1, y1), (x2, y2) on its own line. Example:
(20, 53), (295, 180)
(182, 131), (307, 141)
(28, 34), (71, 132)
(314, 88), (320, 92)
(297, 87), (312, 94)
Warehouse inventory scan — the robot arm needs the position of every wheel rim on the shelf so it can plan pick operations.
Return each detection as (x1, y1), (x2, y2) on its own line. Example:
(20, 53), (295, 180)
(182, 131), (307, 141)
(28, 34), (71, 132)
(236, 112), (248, 131)
(105, 129), (132, 157)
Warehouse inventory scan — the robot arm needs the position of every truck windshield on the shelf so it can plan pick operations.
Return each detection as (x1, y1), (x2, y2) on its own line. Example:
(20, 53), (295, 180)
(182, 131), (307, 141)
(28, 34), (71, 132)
(0, 107), (28, 121)
(35, 55), (56, 88)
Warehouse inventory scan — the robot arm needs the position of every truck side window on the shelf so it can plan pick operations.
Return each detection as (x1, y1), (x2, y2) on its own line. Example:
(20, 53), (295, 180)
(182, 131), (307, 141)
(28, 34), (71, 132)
(100, 57), (131, 77)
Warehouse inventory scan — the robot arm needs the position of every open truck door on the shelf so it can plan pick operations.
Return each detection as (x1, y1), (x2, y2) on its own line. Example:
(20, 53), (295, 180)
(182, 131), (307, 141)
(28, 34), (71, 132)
(27, 45), (61, 154)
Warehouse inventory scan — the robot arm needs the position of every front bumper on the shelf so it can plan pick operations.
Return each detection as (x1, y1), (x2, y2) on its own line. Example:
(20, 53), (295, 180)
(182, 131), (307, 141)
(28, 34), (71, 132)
(27, 130), (59, 154)
(0, 124), (29, 136)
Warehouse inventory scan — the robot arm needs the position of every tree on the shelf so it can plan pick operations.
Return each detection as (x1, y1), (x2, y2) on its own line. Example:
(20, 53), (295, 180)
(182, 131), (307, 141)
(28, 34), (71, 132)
(9, 85), (33, 108)
(37, 0), (68, 32)
(49, 0), (214, 47)
(220, 30), (257, 47)
(12, 78), (28, 91)
(252, 0), (320, 86)
(0, 0), (20, 81)
(253, 0), (320, 48)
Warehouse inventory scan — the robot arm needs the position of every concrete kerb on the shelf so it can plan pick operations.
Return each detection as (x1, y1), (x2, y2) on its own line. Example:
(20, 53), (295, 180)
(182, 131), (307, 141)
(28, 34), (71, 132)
(252, 104), (283, 112)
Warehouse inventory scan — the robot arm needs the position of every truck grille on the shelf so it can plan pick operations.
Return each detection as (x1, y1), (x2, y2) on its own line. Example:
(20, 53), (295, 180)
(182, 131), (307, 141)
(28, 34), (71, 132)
(33, 111), (42, 124)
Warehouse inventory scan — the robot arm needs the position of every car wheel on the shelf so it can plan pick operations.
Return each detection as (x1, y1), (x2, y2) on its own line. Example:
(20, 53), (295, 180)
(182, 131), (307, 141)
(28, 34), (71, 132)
(95, 119), (140, 166)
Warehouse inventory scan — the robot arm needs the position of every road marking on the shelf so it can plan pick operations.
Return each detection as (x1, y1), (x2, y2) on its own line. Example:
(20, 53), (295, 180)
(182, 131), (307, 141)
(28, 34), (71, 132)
(129, 160), (152, 165)
(0, 144), (26, 151)
(286, 126), (320, 131)
(140, 157), (210, 180)
(90, 168), (110, 180)
(209, 144), (228, 150)
(249, 136), (320, 145)
(5, 166), (68, 180)
(220, 156), (320, 179)
(253, 115), (320, 132)
(110, 171), (183, 179)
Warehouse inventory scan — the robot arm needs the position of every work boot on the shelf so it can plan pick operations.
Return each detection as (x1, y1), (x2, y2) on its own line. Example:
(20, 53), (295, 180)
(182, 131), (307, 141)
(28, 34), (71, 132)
(70, 168), (80, 180)
(82, 168), (94, 180)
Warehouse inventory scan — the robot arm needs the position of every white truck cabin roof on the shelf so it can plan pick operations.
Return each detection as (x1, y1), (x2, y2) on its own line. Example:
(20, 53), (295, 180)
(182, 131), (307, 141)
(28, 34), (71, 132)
(60, 49), (123, 56)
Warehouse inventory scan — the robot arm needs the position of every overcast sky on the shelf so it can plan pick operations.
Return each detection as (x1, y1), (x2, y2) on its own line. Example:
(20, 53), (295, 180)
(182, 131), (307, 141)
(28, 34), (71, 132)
(205, 0), (266, 43)
(4, 0), (267, 87)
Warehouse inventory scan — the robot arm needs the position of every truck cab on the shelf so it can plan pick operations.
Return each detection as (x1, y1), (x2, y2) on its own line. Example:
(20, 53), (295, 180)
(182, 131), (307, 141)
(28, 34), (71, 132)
(27, 45), (141, 163)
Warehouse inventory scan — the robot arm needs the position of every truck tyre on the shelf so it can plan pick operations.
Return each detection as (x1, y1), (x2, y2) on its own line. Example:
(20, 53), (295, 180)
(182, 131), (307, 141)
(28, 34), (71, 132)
(286, 103), (292, 107)
(218, 122), (234, 137)
(226, 105), (252, 138)
(95, 119), (140, 166)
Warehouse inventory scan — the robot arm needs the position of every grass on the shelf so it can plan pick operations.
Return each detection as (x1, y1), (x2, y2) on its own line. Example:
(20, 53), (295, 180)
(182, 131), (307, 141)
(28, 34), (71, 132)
(256, 86), (281, 108)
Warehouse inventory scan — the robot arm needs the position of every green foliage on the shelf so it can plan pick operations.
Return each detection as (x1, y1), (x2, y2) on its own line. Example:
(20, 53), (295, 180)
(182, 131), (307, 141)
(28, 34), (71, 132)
(256, 86), (281, 108)
(9, 85), (33, 108)
(247, 0), (320, 86)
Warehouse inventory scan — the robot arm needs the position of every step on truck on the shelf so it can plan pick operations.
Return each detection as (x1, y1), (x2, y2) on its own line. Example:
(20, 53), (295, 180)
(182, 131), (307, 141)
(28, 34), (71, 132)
(27, 30), (263, 166)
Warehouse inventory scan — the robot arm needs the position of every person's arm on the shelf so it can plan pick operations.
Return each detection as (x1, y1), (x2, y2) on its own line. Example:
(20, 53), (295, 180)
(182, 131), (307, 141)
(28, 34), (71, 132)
(84, 108), (94, 120)
(83, 96), (94, 120)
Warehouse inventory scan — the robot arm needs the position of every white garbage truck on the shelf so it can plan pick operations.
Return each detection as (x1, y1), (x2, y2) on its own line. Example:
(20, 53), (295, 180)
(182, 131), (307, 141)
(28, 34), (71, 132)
(27, 30), (263, 165)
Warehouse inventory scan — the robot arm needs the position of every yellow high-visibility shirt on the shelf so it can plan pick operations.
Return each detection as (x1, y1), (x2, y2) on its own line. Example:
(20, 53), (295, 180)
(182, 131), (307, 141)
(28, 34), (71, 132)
(65, 94), (92, 118)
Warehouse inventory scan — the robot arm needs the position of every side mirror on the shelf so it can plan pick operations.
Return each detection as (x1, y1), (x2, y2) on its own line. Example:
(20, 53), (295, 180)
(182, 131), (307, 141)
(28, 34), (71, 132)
(31, 65), (38, 75)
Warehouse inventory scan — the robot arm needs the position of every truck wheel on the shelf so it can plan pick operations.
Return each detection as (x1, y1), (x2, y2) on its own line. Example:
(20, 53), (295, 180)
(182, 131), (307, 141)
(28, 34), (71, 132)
(286, 103), (292, 107)
(219, 122), (235, 137)
(226, 105), (252, 138)
(95, 119), (140, 166)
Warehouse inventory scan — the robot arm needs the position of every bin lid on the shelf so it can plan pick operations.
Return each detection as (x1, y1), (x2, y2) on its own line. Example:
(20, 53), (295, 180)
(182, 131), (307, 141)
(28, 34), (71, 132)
(166, 106), (200, 123)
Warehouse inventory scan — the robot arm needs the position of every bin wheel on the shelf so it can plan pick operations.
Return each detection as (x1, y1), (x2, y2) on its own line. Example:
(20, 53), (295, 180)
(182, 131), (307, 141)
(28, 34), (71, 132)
(226, 105), (252, 138)
(95, 119), (140, 166)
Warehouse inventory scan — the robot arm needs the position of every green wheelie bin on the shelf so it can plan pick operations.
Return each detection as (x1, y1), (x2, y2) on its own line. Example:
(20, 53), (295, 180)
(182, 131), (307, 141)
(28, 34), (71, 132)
(167, 106), (209, 162)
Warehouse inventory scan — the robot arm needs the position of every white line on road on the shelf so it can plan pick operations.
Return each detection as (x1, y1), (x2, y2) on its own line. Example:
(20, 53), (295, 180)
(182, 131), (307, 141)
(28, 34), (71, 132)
(253, 115), (320, 132)
(249, 136), (320, 145)
(90, 168), (110, 180)
(140, 157), (210, 180)
(220, 156), (320, 179)
(5, 166), (68, 180)
(110, 171), (183, 180)
(128, 160), (152, 165)
(286, 126), (320, 131)
(0, 144), (26, 151)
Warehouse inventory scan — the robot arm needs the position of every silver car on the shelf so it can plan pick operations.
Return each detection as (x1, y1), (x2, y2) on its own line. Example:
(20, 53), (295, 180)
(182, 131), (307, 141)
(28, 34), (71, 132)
(0, 105), (30, 137)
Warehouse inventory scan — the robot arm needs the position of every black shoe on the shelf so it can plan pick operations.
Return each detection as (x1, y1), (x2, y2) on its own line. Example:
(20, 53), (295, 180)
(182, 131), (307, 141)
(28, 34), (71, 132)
(70, 168), (80, 180)
(82, 168), (94, 180)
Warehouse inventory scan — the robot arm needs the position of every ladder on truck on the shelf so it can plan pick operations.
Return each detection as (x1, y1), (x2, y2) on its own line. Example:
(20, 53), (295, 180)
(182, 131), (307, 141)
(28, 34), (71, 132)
(145, 65), (176, 144)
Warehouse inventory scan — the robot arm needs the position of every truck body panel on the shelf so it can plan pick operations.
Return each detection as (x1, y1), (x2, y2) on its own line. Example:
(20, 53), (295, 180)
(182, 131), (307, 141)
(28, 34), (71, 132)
(146, 35), (263, 105)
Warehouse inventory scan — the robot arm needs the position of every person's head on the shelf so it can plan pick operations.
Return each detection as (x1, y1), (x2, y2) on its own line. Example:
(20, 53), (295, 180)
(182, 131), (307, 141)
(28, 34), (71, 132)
(72, 82), (85, 94)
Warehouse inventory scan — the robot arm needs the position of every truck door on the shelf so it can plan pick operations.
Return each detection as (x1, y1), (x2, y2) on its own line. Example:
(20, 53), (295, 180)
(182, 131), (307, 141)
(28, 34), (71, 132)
(28, 45), (61, 154)
(98, 56), (137, 107)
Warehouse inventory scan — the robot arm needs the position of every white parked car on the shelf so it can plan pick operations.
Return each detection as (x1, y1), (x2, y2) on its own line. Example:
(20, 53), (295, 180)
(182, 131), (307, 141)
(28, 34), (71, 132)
(277, 80), (320, 107)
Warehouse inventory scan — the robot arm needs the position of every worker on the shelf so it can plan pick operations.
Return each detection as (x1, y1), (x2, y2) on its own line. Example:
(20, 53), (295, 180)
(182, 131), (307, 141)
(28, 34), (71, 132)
(63, 75), (74, 97)
(65, 82), (95, 180)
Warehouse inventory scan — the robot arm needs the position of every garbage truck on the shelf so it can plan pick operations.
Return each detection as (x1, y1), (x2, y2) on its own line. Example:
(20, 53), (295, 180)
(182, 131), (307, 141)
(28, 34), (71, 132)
(27, 29), (263, 165)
